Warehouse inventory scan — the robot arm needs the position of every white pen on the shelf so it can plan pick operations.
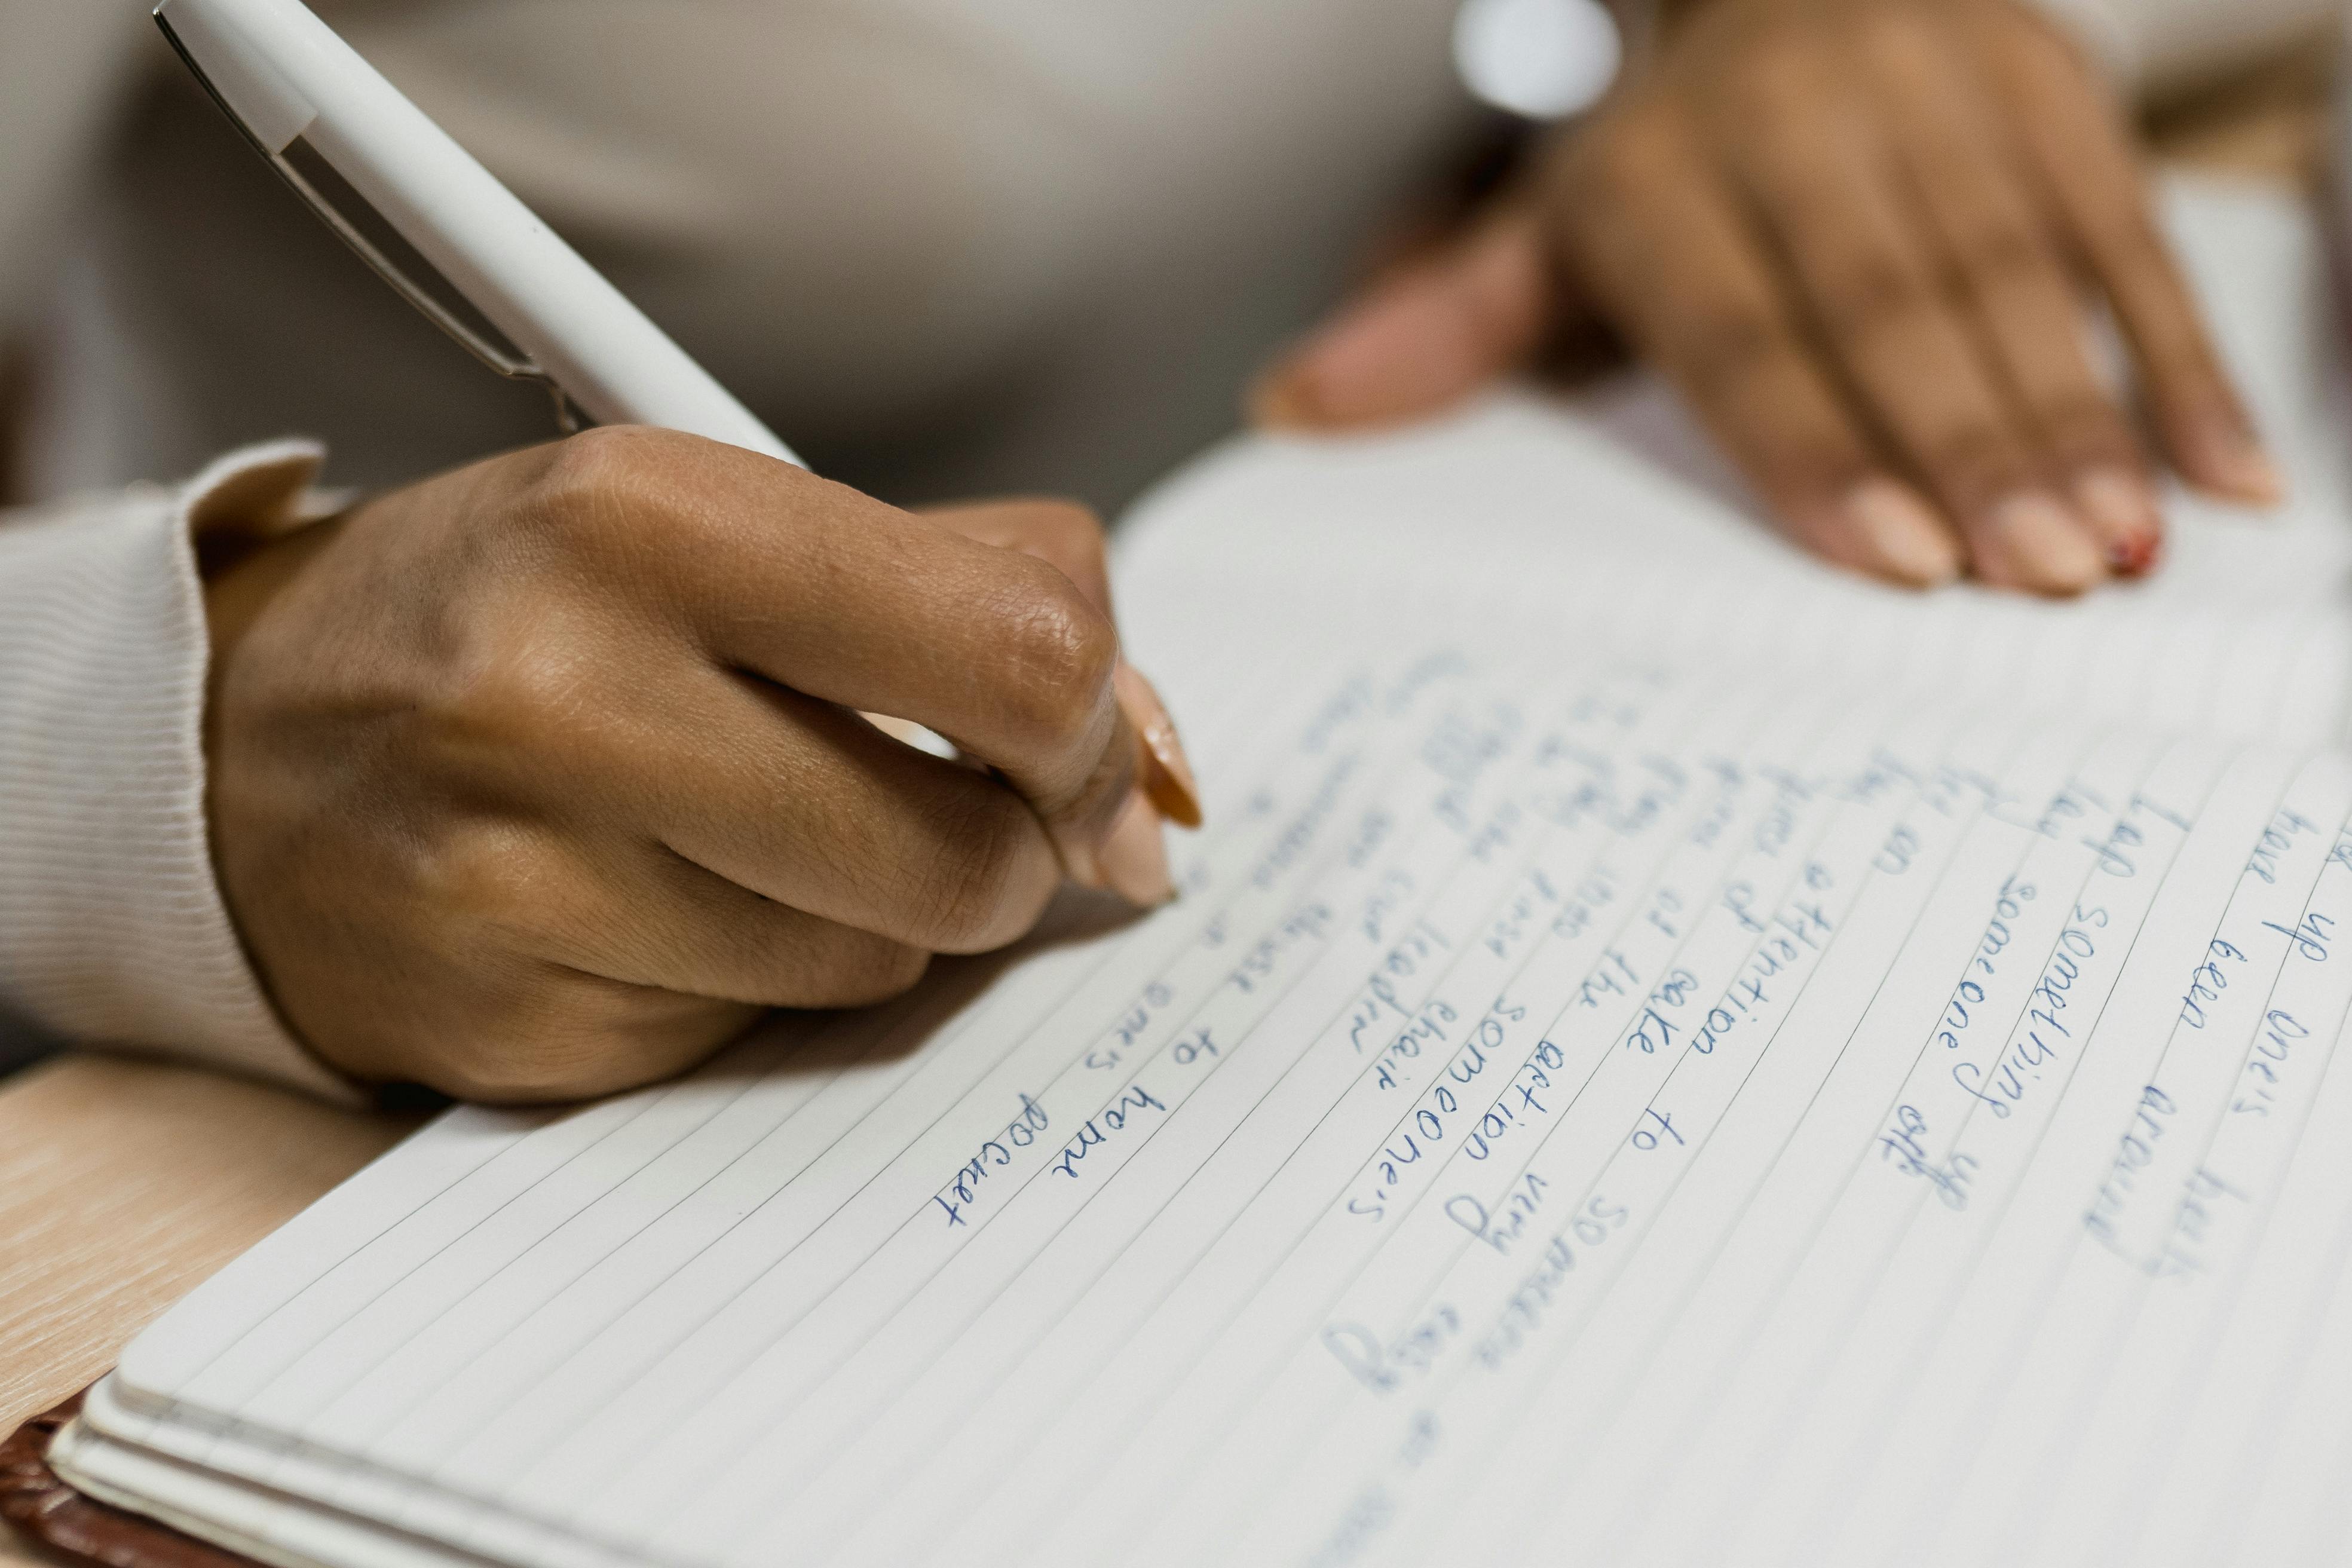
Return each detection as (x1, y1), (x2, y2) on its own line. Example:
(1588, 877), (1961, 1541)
(154, 0), (801, 466)
(154, 0), (1206, 834)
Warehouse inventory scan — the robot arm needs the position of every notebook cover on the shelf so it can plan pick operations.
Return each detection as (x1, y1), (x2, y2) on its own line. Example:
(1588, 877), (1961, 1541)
(0, 1392), (256, 1568)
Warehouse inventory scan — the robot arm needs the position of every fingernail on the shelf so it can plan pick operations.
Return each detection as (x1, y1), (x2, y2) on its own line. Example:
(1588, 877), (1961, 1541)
(1115, 664), (1203, 828)
(1842, 479), (1961, 587)
(1982, 491), (2106, 596)
(2072, 467), (2162, 575)
(1095, 789), (1176, 908)
(1248, 363), (1322, 430)
(2188, 419), (2284, 506)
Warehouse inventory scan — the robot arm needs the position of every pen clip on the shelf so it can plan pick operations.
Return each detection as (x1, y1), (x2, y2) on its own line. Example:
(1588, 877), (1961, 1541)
(155, 8), (583, 434)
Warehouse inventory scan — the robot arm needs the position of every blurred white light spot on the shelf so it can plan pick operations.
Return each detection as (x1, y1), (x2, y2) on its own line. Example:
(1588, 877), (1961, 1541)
(1452, 0), (1621, 120)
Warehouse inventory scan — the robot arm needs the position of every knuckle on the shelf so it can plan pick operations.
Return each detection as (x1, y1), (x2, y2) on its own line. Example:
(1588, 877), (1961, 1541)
(1996, 0), (2095, 74)
(1821, 252), (1931, 341)
(1924, 421), (2031, 505)
(804, 935), (932, 1007)
(1753, 436), (1874, 507)
(422, 614), (605, 771)
(988, 566), (1120, 754)
(1002, 495), (1111, 594)
(1725, 33), (1827, 122)
(511, 425), (686, 554)
(446, 1043), (606, 1103)
(1949, 221), (2048, 298)
(2087, 200), (2167, 275)
(911, 792), (1039, 951)
(450, 988), (730, 1102)
(1734, 33), (1811, 99)
(1009, 495), (1105, 549)
(1570, 103), (1689, 207)
(533, 424), (669, 500)
(1854, 7), (1940, 71)
(439, 999), (621, 1102)
(409, 822), (558, 933)
(2037, 395), (2134, 464)
(1672, 308), (1793, 404)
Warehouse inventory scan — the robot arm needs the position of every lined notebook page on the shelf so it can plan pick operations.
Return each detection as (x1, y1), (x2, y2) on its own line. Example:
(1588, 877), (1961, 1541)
(63, 633), (2352, 1568)
(54, 178), (2352, 1568)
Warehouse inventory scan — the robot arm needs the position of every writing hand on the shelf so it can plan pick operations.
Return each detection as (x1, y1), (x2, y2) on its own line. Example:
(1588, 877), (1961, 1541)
(1256, 0), (2278, 594)
(201, 427), (1195, 1100)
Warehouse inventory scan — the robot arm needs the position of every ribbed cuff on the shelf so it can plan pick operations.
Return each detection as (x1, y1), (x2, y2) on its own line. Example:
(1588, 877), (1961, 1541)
(0, 441), (360, 1102)
(2022, 0), (2137, 84)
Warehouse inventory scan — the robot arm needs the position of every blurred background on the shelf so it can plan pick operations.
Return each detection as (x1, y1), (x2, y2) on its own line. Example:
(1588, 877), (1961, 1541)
(0, 1), (2342, 525)
(0, 0), (2345, 1082)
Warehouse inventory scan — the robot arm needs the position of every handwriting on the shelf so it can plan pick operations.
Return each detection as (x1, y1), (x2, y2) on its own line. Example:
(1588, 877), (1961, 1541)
(2232, 1007), (2310, 1117)
(1694, 890), (1835, 1054)
(1346, 924), (1450, 1055)
(2245, 807), (2319, 884)
(1357, 865), (1414, 944)
(1879, 1103), (1976, 1209)
(1579, 948), (1641, 1011)
(1629, 1107), (1683, 1151)
(1169, 1027), (1218, 1067)
(1227, 903), (1335, 996)
(1546, 868), (1619, 945)
(1082, 981), (1176, 1073)
(2086, 1084), (2179, 1247)
(1049, 1085), (1166, 1181)
(2082, 815), (2147, 878)
(2179, 938), (2249, 1030)
(1345, 810), (1396, 874)
(1484, 871), (1563, 963)
(1624, 969), (1699, 1055)
(1446, 1172), (1550, 1257)
(1251, 760), (1359, 889)
(1460, 1022), (1557, 1163)
(1937, 878), (2035, 1053)
(1873, 822), (1923, 876)
(2262, 911), (2334, 963)
(1352, 1012), (1514, 1215)
(1949, 910), (2101, 1122)
(1321, 1305), (1464, 1395)
(1471, 1196), (1631, 1371)
(1368, 1001), (1460, 1093)
(2150, 1166), (2253, 1280)
(932, 1094), (1050, 1229)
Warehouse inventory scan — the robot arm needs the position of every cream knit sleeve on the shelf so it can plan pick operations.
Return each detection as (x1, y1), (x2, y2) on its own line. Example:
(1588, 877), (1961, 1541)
(2026, 0), (2339, 93)
(0, 440), (357, 1101)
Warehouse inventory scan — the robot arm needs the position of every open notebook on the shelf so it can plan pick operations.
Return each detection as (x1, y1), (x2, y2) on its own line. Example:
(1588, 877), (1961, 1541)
(47, 177), (2352, 1568)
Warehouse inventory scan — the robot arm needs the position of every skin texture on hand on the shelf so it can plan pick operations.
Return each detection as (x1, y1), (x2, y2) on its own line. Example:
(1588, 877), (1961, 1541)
(1256, 0), (2280, 596)
(201, 428), (1193, 1102)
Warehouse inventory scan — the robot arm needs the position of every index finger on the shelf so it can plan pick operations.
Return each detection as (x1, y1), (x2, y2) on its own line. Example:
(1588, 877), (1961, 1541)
(549, 427), (1135, 838)
(1976, 10), (2280, 503)
(921, 498), (1202, 829)
(921, 497), (1115, 618)
(1552, 103), (1962, 586)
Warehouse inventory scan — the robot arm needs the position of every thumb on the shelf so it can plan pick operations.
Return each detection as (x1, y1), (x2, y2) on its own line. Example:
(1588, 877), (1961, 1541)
(1250, 204), (1557, 432)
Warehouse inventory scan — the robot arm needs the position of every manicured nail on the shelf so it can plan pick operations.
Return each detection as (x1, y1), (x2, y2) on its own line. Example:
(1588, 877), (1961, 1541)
(2072, 467), (2163, 575)
(2184, 416), (2284, 506)
(1842, 479), (1961, 587)
(1115, 664), (1203, 828)
(1983, 492), (2106, 596)
(1095, 789), (1176, 908)
(1249, 370), (1310, 429)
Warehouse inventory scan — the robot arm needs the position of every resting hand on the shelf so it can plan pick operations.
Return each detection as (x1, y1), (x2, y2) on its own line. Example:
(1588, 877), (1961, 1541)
(1257, 0), (2278, 594)
(202, 428), (1191, 1100)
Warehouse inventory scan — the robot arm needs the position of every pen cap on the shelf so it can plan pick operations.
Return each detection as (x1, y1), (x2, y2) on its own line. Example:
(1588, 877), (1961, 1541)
(154, 0), (799, 466)
(156, 0), (317, 152)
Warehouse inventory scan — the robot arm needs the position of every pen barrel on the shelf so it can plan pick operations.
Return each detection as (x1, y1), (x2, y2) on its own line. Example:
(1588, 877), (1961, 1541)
(164, 0), (800, 466)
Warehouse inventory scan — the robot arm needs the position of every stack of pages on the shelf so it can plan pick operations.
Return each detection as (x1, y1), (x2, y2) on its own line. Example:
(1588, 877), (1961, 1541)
(49, 179), (2352, 1567)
